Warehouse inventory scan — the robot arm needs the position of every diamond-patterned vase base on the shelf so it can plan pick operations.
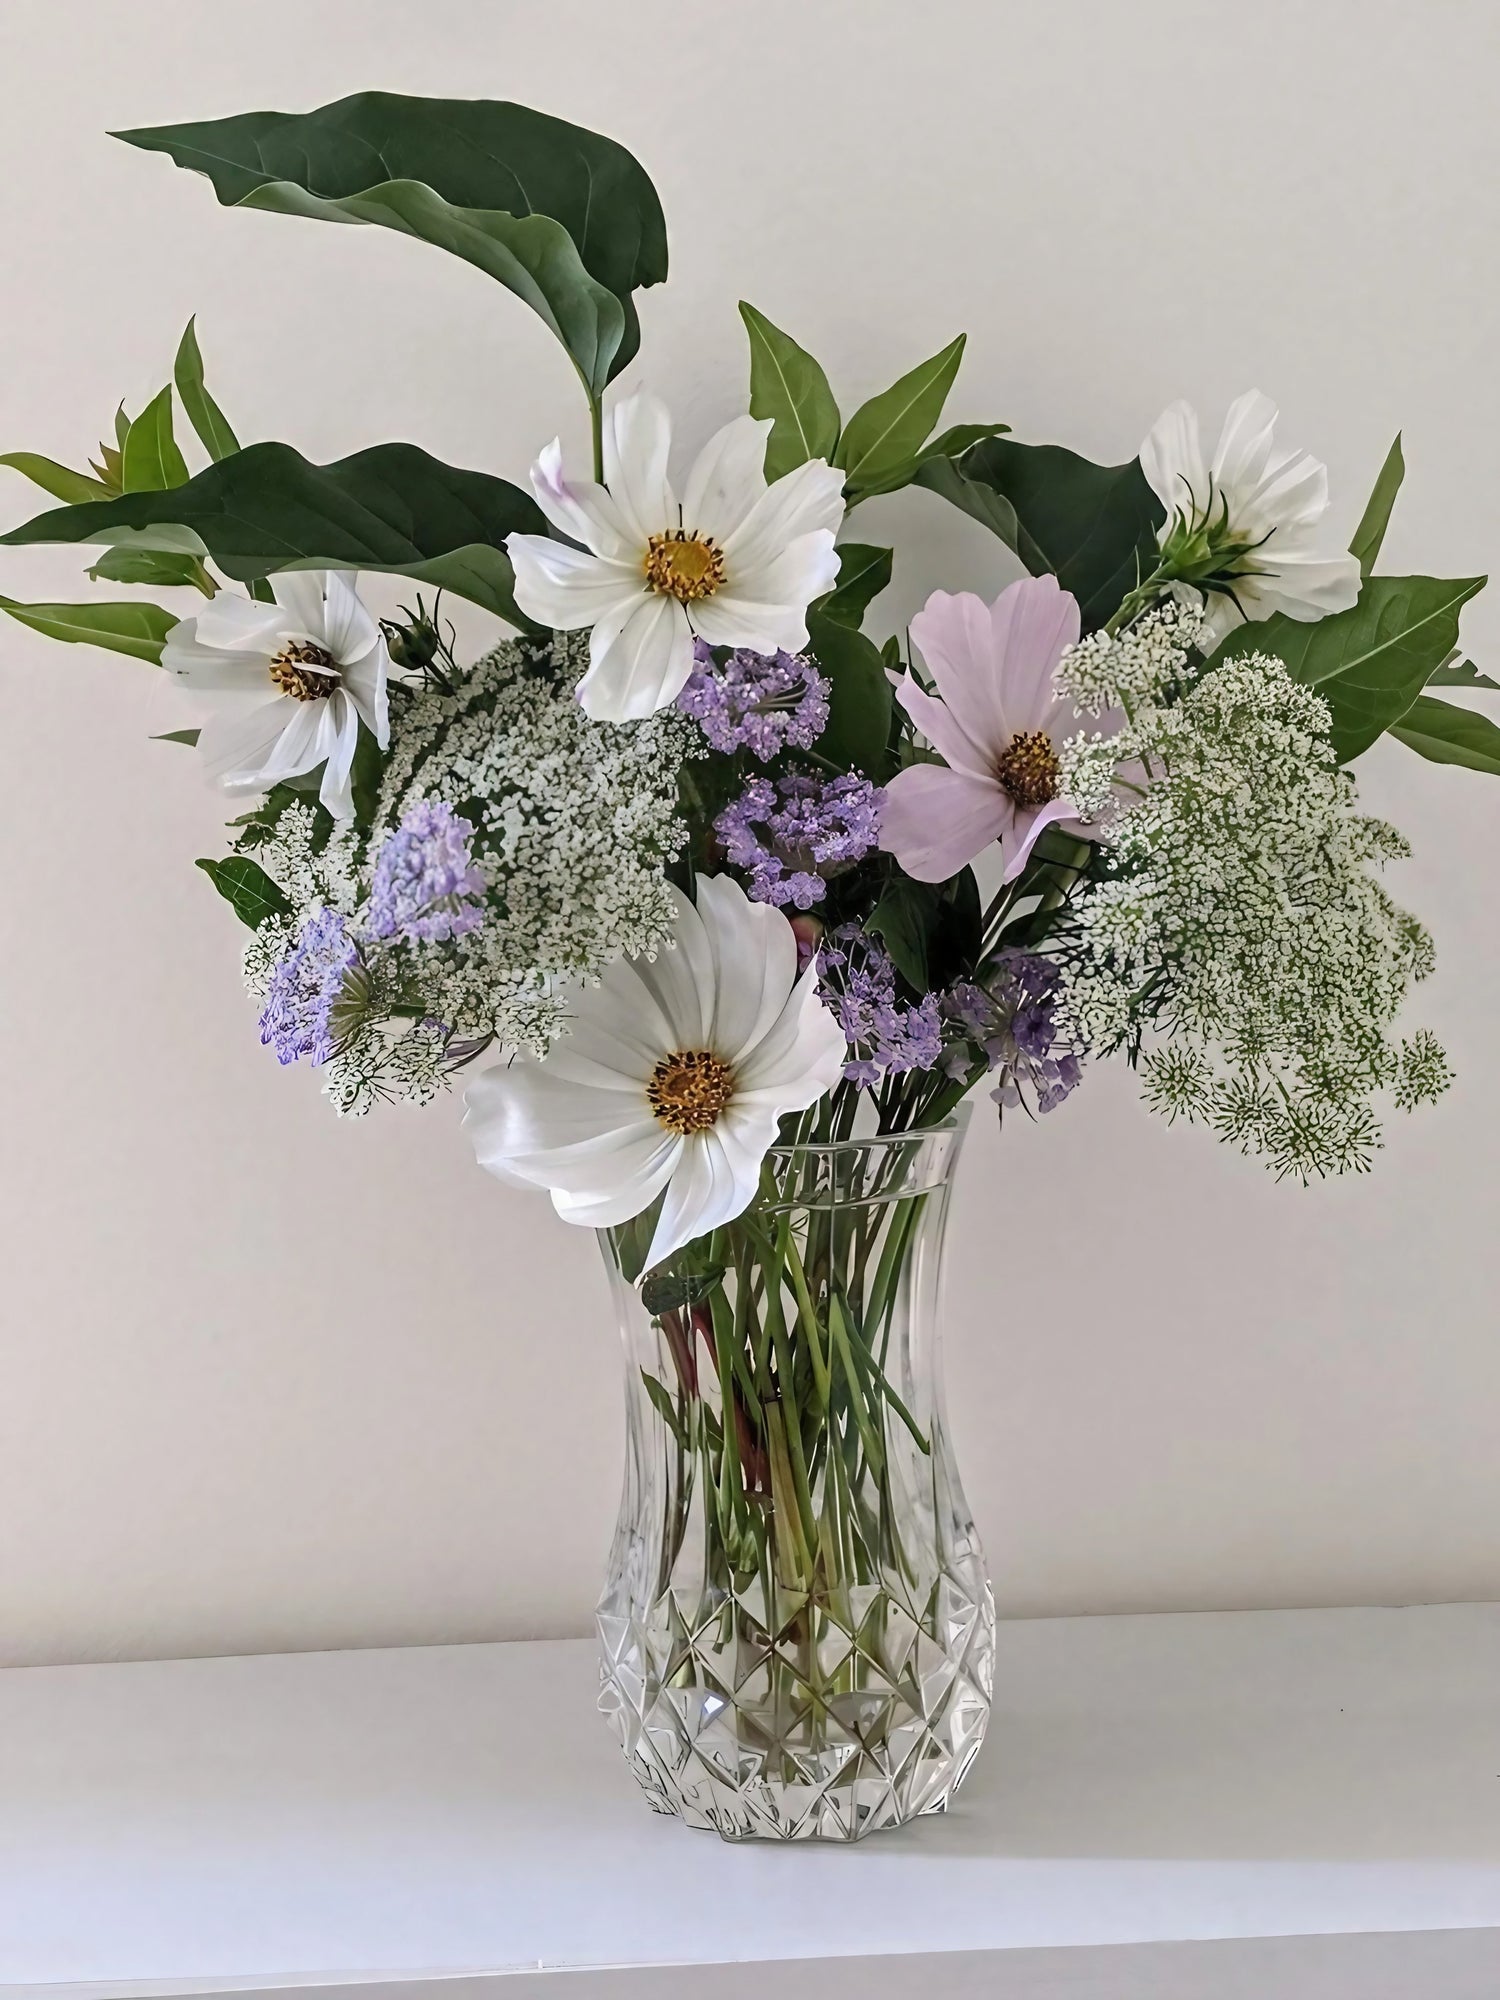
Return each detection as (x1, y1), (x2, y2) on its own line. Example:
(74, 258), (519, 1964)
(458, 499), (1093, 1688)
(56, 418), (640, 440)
(598, 1568), (996, 1842)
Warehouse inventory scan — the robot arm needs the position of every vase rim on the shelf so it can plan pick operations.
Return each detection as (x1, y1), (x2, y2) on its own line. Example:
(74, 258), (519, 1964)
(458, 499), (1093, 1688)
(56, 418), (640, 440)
(766, 1106), (971, 1158)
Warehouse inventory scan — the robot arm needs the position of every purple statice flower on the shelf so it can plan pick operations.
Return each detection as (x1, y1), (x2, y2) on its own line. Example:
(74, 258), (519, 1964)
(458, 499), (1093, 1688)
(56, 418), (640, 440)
(367, 799), (487, 945)
(944, 950), (1081, 1113)
(259, 909), (367, 1067)
(716, 773), (882, 909)
(678, 639), (830, 761)
(817, 925), (944, 1086)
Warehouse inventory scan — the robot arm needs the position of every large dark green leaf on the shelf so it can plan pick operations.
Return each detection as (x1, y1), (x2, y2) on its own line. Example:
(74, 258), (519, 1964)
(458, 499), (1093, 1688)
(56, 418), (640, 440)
(807, 606), (893, 777)
(819, 542), (892, 629)
(836, 335), (965, 500)
(865, 876), (936, 991)
(0, 593), (176, 663)
(1389, 694), (1500, 775)
(1349, 434), (1403, 578)
(914, 437), (1165, 632)
(0, 441), (549, 628)
(174, 318), (241, 462)
(1213, 574), (1486, 762)
(739, 302), (840, 480)
(115, 94), (668, 396)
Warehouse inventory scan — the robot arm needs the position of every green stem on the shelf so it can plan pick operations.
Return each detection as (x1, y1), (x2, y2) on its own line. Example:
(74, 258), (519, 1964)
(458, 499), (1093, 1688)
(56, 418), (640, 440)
(589, 395), (605, 484)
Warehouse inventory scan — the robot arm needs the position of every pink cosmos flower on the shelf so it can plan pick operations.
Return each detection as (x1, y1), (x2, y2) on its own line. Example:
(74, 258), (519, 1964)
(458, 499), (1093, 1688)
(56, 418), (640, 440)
(879, 574), (1107, 884)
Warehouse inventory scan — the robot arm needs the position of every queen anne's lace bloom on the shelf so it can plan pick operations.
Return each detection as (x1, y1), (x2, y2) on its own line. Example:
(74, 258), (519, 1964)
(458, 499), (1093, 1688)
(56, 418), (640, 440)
(1054, 646), (1448, 1178)
(233, 632), (693, 1113)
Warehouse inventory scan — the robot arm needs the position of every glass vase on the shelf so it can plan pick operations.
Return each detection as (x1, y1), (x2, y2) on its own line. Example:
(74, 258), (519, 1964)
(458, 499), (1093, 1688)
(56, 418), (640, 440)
(596, 1112), (993, 1842)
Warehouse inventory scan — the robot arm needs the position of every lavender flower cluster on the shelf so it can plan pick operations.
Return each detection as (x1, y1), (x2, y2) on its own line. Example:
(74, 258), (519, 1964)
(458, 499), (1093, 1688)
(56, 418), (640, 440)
(678, 640), (829, 760)
(258, 800), (486, 1069)
(716, 773), (882, 909)
(945, 951), (1081, 1113)
(817, 926), (943, 1087)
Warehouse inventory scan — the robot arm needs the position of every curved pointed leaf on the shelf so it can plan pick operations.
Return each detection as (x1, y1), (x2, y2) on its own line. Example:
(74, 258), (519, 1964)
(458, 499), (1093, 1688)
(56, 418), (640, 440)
(739, 302), (840, 479)
(121, 386), (189, 492)
(1213, 574), (1486, 762)
(115, 94), (667, 395)
(1428, 655), (1499, 692)
(915, 436), (1165, 633)
(1390, 693), (1500, 775)
(0, 440), (550, 628)
(1349, 433), (1403, 578)
(819, 543), (892, 628)
(174, 318), (241, 462)
(0, 593), (176, 662)
(0, 452), (112, 504)
(836, 335), (965, 498)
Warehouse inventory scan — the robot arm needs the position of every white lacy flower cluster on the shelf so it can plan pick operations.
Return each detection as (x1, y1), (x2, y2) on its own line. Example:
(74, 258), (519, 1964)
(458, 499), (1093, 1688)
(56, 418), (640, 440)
(1053, 640), (1450, 1179)
(237, 631), (694, 1115)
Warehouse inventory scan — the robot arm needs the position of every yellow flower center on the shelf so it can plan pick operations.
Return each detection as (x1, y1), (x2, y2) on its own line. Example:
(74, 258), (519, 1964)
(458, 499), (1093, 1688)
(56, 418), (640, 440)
(269, 639), (339, 702)
(647, 1049), (735, 1134)
(994, 729), (1062, 808)
(643, 531), (726, 604)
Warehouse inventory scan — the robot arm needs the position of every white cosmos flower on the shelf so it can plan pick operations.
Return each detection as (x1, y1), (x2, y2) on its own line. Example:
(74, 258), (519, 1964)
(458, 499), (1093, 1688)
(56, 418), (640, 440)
(463, 874), (848, 1269)
(505, 392), (846, 725)
(160, 570), (392, 820)
(1139, 390), (1362, 645)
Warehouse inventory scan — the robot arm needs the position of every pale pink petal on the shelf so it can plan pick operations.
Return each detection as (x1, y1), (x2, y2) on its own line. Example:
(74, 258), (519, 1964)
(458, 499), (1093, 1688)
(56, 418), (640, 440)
(879, 762), (1012, 883)
(987, 573), (1081, 723)
(1000, 796), (1080, 883)
(909, 590), (1014, 757)
(895, 675), (990, 779)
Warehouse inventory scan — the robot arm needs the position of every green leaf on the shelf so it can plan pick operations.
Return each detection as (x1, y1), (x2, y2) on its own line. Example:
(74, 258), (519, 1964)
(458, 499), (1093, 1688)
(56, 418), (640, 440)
(920, 422), (1010, 460)
(807, 606), (893, 777)
(1213, 574), (1487, 762)
(88, 546), (209, 591)
(0, 452), (112, 504)
(196, 856), (291, 929)
(835, 335), (965, 498)
(915, 436), (1166, 633)
(1349, 434), (1403, 579)
(120, 386), (190, 493)
(1389, 694), (1500, 775)
(639, 1369), (687, 1447)
(115, 94), (668, 397)
(0, 593), (176, 663)
(1428, 655), (1499, 692)
(739, 302), (840, 480)
(865, 877), (936, 991)
(819, 542), (892, 628)
(640, 1265), (726, 1316)
(152, 727), (200, 746)
(173, 317), (241, 462)
(0, 440), (550, 628)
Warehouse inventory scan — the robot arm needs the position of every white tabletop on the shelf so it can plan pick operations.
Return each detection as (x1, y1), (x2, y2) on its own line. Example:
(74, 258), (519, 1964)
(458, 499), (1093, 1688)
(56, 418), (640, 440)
(4, 1603), (1500, 1999)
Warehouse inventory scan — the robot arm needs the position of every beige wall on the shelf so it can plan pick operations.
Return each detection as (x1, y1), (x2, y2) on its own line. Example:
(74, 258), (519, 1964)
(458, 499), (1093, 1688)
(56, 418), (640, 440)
(0, 0), (1496, 1666)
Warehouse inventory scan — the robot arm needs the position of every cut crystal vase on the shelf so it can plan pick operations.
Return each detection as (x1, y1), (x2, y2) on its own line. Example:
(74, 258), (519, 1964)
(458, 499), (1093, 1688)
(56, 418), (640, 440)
(596, 1113), (993, 1841)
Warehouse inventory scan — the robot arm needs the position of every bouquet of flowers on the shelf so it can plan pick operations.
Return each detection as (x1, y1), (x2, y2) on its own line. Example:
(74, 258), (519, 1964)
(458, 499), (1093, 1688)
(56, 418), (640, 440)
(3, 91), (1492, 1836)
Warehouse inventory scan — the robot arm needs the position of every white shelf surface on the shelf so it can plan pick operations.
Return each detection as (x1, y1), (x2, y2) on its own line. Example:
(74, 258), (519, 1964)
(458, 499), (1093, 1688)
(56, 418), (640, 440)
(4, 1603), (1500, 1999)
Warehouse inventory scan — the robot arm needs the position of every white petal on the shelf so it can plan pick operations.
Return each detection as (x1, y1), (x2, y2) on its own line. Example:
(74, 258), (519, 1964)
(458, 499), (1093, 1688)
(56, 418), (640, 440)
(1210, 390), (1280, 496)
(257, 700), (333, 790)
(173, 592), (288, 657)
(645, 1130), (755, 1269)
(735, 961), (847, 1100)
(694, 873), (798, 1063)
(550, 1133), (682, 1230)
(316, 694), (361, 820)
(1139, 399), (1207, 523)
(627, 883), (714, 1050)
(603, 392), (675, 545)
(318, 571), (384, 666)
(723, 528), (840, 618)
(529, 437), (637, 560)
(465, 1062), (642, 1170)
(268, 570), (335, 643)
(340, 646), (390, 749)
(687, 593), (809, 655)
(575, 592), (693, 722)
(679, 415), (772, 544)
(195, 699), (294, 791)
(720, 458), (846, 578)
(507, 535), (647, 632)
(1241, 550), (1362, 623)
